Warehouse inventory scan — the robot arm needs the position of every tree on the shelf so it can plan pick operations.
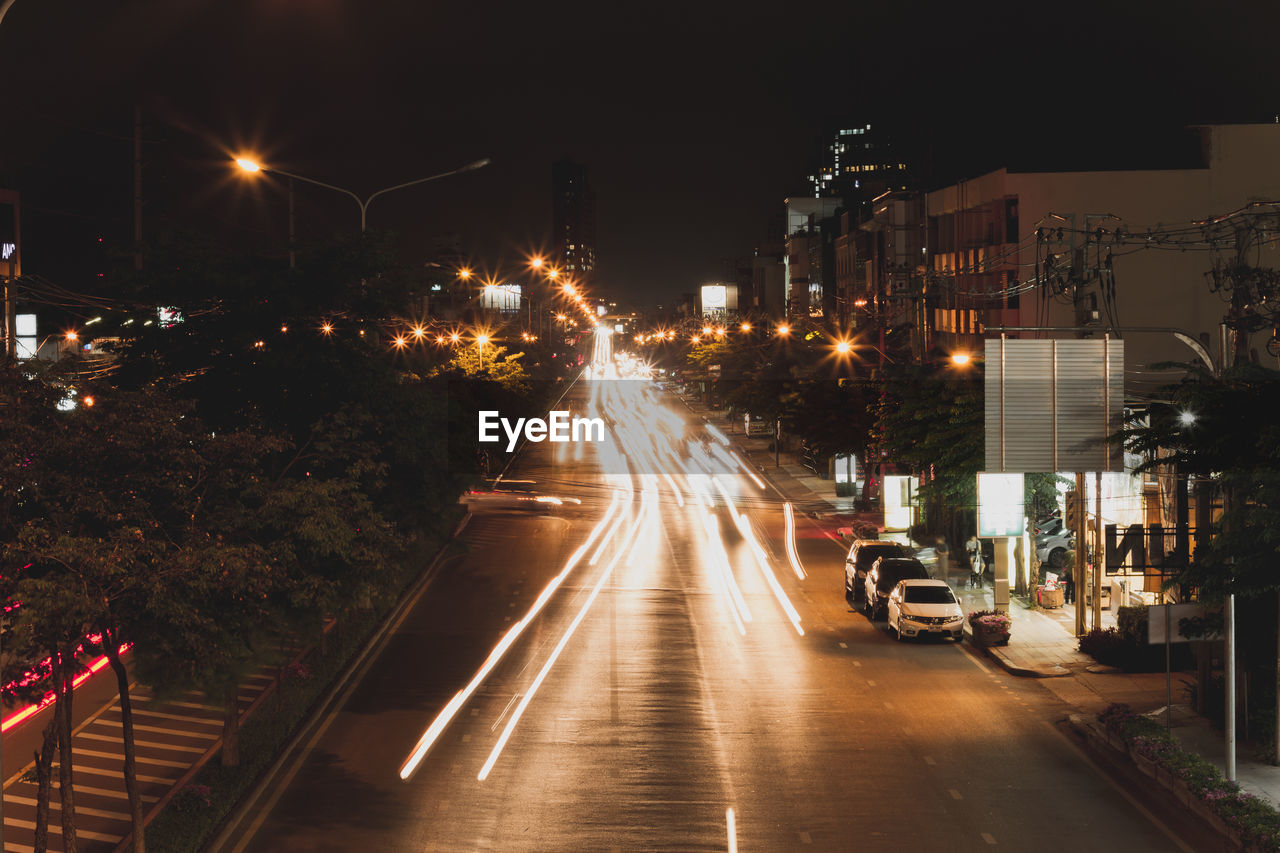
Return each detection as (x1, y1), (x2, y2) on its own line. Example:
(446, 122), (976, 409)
(1123, 362), (1280, 759)
(873, 365), (984, 546)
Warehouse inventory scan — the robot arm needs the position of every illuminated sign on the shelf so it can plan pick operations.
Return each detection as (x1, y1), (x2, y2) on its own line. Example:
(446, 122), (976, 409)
(977, 472), (1025, 537)
(1, 242), (14, 261)
(883, 475), (918, 531)
(480, 284), (521, 313)
(701, 284), (726, 312)
(157, 306), (185, 327)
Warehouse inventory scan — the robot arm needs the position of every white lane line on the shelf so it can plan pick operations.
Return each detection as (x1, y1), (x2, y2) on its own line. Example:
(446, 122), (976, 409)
(883, 701), (895, 710)
(949, 788), (963, 800)
(852, 660), (862, 667)
(727, 807), (738, 853)
(77, 732), (206, 753)
(117, 707), (222, 726)
(7, 782), (158, 803)
(53, 763), (172, 785)
(866, 680), (876, 686)
(2, 817), (119, 842)
(72, 747), (187, 769)
(90, 719), (219, 739)
(5, 795), (130, 821)
(838, 642), (848, 649)
(982, 832), (997, 845)
(799, 830), (812, 843)
(131, 697), (220, 712)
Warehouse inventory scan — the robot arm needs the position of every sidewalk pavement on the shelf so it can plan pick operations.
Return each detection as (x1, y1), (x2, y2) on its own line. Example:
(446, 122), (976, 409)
(674, 390), (1280, 819)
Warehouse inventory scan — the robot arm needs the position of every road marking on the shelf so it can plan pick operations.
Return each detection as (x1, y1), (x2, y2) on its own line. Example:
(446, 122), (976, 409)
(77, 732), (207, 753)
(838, 642), (847, 649)
(53, 763), (172, 785)
(866, 680), (876, 686)
(91, 718), (220, 738)
(5, 795), (130, 821)
(131, 696), (220, 712)
(852, 660), (862, 667)
(924, 756), (936, 765)
(3, 817), (119, 842)
(6, 782), (159, 803)
(72, 747), (187, 768)
(727, 807), (738, 853)
(982, 832), (997, 844)
(883, 701), (894, 710)
(799, 830), (812, 843)
(120, 707), (222, 726)
(949, 788), (963, 800)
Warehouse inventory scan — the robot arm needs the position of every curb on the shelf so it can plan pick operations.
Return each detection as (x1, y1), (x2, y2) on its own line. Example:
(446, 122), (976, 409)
(1063, 714), (1244, 852)
(963, 626), (1072, 678)
(204, 515), (470, 853)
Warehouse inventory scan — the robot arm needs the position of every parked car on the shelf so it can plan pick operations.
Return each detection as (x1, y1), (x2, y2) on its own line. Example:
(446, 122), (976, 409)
(1036, 531), (1075, 568)
(862, 556), (931, 620)
(844, 539), (908, 602)
(887, 579), (965, 641)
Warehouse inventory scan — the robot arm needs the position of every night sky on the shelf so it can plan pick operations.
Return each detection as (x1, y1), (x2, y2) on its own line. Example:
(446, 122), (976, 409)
(3, 0), (1279, 308)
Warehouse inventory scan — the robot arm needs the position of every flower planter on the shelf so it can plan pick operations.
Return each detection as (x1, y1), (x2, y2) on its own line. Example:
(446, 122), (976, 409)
(973, 628), (1011, 647)
(1130, 752), (1158, 779)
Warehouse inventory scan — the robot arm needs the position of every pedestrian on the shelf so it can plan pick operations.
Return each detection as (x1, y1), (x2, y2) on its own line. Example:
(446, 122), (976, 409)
(1062, 567), (1075, 604)
(966, 535), (984, 589)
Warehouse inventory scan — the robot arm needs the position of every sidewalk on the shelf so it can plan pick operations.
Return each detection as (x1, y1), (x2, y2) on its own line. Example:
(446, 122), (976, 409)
(673, 390), (1280, 825)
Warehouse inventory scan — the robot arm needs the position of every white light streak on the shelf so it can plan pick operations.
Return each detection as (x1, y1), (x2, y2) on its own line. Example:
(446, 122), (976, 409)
(478, 490), (655, 781)
(727, 807), (738, 853)
(782, 502), (808, 580)
(398, 490), (625, 780)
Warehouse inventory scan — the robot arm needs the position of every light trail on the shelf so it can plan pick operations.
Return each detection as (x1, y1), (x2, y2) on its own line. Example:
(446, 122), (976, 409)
(705, 423), (729, 446)
(398, 490), (626, 780)
(727, 807), (738, 853)
(478, 489), (656, 781)
(713, 476), (805, 636)
(782, 501), (808, 580)
(701, 508), (750, 634)
(661, 471), (686, 507)
(732, 451), (767, 490)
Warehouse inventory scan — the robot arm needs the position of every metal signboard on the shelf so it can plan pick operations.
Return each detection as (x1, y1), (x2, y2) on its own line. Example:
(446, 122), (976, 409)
(985, 337), (1124, 473)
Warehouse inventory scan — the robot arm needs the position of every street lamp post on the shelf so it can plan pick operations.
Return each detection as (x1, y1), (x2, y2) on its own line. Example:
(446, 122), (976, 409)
(235, 156), (491, 234)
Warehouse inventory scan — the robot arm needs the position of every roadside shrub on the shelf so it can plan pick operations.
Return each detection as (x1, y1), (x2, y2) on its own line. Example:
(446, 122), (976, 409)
(1079, 628), (1129, 667)
(171, 783), (213, 814)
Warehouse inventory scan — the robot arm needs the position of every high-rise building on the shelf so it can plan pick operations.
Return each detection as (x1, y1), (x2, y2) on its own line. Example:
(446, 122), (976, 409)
(552, 159), (597, 287)
(809, 124), (911, 209)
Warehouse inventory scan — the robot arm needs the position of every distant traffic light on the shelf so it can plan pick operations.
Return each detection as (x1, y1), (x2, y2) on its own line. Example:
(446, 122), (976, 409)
(1064, 491), (1078, 533)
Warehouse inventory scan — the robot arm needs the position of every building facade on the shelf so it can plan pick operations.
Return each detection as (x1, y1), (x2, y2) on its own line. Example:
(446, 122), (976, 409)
(551, 159), (597, 289)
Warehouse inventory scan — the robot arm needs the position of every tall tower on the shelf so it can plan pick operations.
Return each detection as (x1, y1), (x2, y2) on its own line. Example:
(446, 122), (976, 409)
(552, 159), (597, 288)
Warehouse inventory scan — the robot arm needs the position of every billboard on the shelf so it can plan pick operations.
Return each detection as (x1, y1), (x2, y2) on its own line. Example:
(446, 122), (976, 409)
(977, 472), (1025, 537)
(700, 283), (738, 317)
(984, 338), (1124, 473)
(481, 283), (522, 314)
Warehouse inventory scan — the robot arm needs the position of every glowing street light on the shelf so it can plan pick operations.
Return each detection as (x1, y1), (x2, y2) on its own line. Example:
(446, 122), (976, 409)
(951, 352), (971, 366)
(529, 256), (544, 269)
(320, 322), (334, 335)
(702, 326), (713, 335)
(392, 335), (408, 349)
(234, 155), (490, 232)
(411, 325), (426, 340)
(740, 322), (752, 332)
(834, 340), (852, 354)
(776, 324), (790, 337)
(458, 267), (473, 281)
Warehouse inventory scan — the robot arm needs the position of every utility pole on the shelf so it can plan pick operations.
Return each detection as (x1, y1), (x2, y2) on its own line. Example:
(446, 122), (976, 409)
(1074, 473), (1086, 637)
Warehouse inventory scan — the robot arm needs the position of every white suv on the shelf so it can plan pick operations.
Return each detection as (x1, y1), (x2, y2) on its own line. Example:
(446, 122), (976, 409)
(887, 579), (965, 642)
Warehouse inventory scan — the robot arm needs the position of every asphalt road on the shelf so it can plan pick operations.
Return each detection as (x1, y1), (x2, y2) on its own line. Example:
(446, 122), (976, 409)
(226, 377), (1183, 853)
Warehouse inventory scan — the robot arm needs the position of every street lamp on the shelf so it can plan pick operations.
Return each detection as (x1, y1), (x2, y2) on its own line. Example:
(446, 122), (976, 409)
(234, 155), (490, 233)
(776, 323), (791, 337)
(951, 352), (972, 366)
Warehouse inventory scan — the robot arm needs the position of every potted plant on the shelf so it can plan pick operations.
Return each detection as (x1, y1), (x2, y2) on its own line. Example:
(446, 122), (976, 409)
(968, 610), (1011, 646)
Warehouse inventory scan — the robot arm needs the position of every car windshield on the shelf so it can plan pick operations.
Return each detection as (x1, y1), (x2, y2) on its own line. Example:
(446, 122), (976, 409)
(904, 586), (956, 604)
(856, 544), (903, 569)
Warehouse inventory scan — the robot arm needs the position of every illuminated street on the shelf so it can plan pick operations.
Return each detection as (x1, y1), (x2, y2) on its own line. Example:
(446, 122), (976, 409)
(224, 351), (1182, 852)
